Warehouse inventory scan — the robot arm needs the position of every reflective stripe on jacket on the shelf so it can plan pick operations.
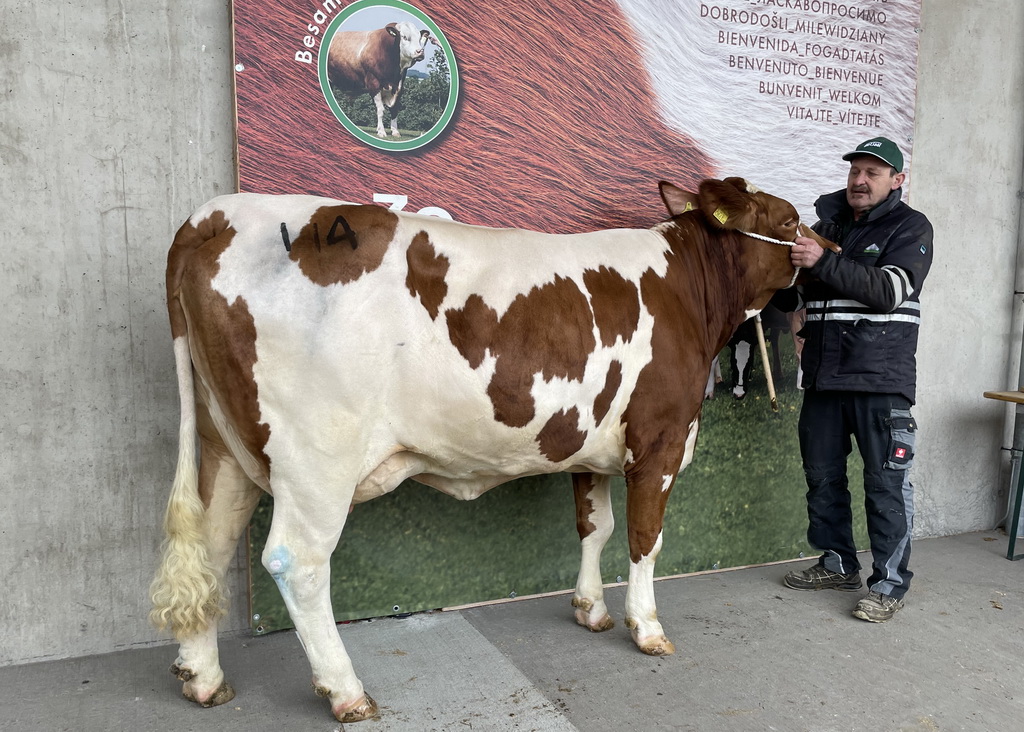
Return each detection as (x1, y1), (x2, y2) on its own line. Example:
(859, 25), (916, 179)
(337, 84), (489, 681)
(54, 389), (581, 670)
(798, 187), (933, 403)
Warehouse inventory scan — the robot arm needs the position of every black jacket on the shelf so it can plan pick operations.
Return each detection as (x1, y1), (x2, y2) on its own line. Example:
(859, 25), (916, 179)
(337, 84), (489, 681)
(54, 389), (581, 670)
(797, 187), (933, 403)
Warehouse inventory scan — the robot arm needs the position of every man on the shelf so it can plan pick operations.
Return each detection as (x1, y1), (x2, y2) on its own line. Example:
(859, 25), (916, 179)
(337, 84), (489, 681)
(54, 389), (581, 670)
(781, 137), (933, 623)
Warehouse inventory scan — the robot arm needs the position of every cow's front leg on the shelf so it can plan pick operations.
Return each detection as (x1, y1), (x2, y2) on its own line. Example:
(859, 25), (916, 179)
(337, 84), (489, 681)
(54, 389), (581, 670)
(382, 88), (402, 137)
(624, 528), (674, 656)
(263, 496), (377, 723)
(571, 473), (615, 632)
(622, 419), (698, 656)
(371, 92), (388, 137)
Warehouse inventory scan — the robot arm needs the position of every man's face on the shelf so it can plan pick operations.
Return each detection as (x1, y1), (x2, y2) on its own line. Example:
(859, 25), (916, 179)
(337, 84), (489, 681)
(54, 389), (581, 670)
(846, 155), (906, 217)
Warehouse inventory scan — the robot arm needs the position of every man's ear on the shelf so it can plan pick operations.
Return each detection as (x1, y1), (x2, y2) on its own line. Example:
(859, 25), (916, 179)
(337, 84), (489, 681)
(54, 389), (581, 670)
(659, 181), (699, 217)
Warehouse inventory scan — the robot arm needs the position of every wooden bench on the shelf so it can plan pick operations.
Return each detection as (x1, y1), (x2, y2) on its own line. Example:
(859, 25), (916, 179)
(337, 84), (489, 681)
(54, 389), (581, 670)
(983, 389), (1024, 559)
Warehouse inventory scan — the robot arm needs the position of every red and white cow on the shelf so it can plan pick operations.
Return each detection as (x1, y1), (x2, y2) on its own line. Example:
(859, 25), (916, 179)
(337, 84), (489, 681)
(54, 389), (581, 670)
(326, 21), (435, 138)
(151, 178), (832, 723)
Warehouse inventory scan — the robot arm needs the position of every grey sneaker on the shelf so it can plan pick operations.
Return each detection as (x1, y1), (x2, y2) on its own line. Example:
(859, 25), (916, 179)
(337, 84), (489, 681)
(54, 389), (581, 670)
(783, 564), (862, 591)
(852, 591), (904, 623)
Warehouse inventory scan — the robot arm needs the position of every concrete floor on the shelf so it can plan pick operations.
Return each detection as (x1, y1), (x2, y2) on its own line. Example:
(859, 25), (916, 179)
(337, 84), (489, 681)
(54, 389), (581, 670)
(2, 531), (1023, 732)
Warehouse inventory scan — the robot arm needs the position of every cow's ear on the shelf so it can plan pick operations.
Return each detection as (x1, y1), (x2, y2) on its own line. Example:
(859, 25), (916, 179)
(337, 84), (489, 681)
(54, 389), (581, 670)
(386, 23), (399, 36)
(659, 181), (699, 217)
(697, 178), (754, 230)
(723, 176), (761, 194)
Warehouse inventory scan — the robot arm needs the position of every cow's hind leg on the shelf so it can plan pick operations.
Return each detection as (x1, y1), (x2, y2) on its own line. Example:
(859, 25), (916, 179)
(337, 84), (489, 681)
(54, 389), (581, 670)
(262, 486), (377, 723)
(167, 432), (261, 707)
(571, 473), (615, 632)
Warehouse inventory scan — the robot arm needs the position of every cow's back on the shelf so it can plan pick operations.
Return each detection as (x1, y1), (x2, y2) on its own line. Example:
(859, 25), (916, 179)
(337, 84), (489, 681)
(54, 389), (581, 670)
(173, 194), (677, 488)
(326, 29), (398, 92)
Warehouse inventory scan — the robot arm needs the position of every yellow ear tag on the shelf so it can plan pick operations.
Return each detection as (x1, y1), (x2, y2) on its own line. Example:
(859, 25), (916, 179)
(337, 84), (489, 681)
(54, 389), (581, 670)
(713, 207), (728, 224)
(683, 202), (694, 212)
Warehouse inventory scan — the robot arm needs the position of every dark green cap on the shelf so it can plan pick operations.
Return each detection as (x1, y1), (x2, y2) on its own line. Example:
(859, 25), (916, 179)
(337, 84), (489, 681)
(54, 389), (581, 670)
(842, 137), (904, 172)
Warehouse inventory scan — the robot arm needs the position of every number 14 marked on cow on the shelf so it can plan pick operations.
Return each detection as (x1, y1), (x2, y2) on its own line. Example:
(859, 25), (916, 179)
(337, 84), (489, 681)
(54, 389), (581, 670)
(279, 194), (452, 252)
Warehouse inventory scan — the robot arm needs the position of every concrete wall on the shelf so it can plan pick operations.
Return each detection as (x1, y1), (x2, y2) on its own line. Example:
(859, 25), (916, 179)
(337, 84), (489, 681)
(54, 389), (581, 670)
(1, 1), (241, 665)
(1, 0), (1021, 666)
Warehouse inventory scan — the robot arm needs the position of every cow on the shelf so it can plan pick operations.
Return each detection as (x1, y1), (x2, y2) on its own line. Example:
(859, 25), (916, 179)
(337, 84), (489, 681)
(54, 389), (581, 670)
(326, 21), (435, 139)
(724, 304), (790, 400)
(150, 178), (834, 723)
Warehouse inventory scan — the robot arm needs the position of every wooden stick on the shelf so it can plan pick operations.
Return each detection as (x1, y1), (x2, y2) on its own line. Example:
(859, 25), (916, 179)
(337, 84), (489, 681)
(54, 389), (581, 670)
(754, 314), (779, 412)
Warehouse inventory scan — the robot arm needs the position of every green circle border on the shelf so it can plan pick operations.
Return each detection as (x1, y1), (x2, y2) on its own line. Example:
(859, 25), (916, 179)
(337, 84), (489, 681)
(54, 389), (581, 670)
(319, 0), (459, 152)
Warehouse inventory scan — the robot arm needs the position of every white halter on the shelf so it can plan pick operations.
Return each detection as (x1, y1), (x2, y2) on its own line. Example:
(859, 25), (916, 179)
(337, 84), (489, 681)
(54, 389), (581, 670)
(738, 229), (801, 288)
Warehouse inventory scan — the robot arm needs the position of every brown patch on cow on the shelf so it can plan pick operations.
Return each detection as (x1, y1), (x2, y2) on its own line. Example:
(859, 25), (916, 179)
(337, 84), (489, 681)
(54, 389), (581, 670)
(446, 276), (596, 427)
(583, 266), (640, 347)
(593, 360), (622, 426)
(489, 276), (596, 427)
(537, 407), (587, 463)
(405, 231), (449, 319)
(446, 294), (499, 369)
(167, 211), (231, 340)
(287, 204), (398, 287)
(175, 222), (272, 481)
(572, 473), (598, 539)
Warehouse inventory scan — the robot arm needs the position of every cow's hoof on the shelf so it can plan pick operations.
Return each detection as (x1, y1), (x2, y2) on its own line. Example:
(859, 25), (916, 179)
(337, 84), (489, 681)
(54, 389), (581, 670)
(332, 693), (379, 723)
(574, 607), (615, 632)
(571, 596), (615, 632)
(183, 679), (236, 708)
(578, 610), (615, 632)
(636, 635), (676, 656)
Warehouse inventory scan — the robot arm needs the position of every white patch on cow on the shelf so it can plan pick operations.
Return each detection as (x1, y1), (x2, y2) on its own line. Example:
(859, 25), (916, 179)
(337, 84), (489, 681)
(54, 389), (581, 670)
(743, 307), (762, 321)
(704, 355), (721, 399)
(354, 38), (370, 62)
(661, 474), (673, 492)
(625, 531), (667, 644)
(406, 213), (671, 320)
(677, 417), (700, 474)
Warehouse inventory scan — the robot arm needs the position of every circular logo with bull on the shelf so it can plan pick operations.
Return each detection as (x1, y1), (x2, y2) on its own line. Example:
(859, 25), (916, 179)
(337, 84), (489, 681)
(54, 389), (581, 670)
(319, 0), (459, 151)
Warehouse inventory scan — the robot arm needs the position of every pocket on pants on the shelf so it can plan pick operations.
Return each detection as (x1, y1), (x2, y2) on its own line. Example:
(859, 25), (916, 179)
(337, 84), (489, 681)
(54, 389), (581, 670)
(885, 408), (917, 470)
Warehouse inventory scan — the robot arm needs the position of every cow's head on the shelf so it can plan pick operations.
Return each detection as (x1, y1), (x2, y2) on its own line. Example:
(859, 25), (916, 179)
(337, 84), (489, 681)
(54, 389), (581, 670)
(660, 178), (837, 312)
(386, 21), (432, 67)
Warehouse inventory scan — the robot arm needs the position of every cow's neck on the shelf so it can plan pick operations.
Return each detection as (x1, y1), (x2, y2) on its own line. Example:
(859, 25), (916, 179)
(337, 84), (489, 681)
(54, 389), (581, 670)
(661, 220), (770, 358)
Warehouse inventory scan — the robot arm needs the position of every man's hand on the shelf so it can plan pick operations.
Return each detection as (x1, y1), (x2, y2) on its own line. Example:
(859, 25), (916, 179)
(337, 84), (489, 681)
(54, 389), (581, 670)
(791, 236), (826, 269)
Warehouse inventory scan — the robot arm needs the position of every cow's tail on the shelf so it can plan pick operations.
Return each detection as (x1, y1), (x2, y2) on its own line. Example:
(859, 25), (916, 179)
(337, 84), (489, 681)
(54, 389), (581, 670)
(149, 219), (226, 637)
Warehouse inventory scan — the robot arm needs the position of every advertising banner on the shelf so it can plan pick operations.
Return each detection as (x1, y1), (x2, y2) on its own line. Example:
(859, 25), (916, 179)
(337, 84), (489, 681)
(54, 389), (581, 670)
(232, 0), (921, 633)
